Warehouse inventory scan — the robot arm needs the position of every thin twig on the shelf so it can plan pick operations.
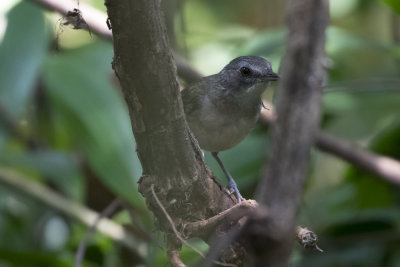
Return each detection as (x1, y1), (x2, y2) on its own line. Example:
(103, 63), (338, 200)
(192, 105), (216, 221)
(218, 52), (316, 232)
(184, 199), (258, 239)
(75, 198), (122, 267)
(150, 184), (236, 267)
(27, 0), (111, 40)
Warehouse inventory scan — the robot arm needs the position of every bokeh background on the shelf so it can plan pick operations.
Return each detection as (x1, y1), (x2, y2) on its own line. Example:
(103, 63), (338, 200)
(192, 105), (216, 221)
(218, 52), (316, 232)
(0, 0), (399, 266)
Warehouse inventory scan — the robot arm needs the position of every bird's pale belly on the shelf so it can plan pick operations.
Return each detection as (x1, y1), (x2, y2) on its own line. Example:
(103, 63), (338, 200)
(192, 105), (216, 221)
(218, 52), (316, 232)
(188, 112), (259, 152)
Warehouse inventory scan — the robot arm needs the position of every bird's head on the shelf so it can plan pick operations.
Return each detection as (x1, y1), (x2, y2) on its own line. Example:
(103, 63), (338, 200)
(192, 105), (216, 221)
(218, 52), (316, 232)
(219, 56), (279, 95)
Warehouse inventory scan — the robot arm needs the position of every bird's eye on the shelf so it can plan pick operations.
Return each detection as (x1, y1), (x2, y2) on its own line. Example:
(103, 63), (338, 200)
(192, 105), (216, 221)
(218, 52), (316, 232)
(240, 67), (251, 76)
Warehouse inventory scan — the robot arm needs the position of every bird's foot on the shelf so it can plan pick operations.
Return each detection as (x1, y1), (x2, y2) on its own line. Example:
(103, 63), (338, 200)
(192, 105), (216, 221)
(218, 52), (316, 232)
(227, 181), (244, 203)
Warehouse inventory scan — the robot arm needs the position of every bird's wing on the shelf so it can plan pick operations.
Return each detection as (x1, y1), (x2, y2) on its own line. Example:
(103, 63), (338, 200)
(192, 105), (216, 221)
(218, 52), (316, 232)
(181, 81), (205, 117)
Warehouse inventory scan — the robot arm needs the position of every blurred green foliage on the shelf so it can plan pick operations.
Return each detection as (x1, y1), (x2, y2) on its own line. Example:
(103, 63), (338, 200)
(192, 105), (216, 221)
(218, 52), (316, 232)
(43, 43), (142, 204)
(0, 0), (49, 118)
(384, 0), (400, 14)
(0, 0), (399, 266)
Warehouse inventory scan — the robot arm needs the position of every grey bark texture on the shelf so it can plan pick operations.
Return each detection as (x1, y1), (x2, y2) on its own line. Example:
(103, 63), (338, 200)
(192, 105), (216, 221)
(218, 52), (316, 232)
(249, 0), (329, 266)
(105, 0), (248, 265)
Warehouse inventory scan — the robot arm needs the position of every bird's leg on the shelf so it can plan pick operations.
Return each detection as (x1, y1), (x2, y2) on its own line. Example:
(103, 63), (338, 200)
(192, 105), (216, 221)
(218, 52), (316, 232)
(211, 152), (244, 203)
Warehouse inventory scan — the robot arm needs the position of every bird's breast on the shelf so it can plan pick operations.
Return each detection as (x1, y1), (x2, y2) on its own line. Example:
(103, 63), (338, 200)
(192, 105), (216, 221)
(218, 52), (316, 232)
(187, 96), (260, 152)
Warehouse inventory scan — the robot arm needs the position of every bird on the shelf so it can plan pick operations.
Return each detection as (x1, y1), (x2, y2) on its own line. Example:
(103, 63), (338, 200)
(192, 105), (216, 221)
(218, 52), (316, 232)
(181, 56), (279, 202)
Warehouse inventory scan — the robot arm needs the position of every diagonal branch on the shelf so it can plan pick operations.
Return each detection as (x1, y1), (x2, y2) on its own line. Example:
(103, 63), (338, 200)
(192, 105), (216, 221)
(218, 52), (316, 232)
(316, 131), (400, 185)
(260, 107), (400, 185)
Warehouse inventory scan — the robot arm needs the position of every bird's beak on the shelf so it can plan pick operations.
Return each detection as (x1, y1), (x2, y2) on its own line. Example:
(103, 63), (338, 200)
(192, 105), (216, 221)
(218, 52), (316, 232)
(266, 71), (279, 81)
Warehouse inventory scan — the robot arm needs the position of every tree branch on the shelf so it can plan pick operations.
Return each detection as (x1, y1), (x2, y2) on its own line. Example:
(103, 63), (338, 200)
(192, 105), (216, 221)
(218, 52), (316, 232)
(260, 107), (400, 185)
(184, 200), (258, 240)
(105, 0), (242, 264)
(249, 0), (329, 265)
(28, 0), (112, 40)
(151, 185), (236, 267)
(316, 131), (400, 185)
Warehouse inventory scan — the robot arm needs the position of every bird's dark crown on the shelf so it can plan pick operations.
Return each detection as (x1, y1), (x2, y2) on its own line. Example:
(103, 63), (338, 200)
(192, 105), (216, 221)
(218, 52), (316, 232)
(219, 56), (278, 89)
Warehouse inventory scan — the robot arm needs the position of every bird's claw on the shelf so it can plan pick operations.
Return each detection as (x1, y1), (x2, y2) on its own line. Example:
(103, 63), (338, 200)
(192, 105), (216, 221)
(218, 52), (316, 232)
(227, 182), (244, 203)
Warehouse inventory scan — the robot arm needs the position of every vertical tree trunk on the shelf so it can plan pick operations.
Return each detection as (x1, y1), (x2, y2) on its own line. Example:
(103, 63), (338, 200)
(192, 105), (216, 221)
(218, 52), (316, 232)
(249, 0), (329, 266)
(105, 0), (242, 264)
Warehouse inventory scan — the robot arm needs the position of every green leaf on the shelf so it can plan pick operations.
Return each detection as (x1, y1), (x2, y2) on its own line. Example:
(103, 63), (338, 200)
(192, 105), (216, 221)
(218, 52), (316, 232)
(383, 0), (400, 14)
(0, 1), (49, 119)
(43, 42), (143, 205)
